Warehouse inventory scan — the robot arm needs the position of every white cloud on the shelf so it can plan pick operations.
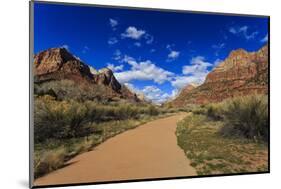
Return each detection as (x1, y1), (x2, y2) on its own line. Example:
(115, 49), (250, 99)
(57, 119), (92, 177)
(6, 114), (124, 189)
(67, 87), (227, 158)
(167, 51), (180, 60)
(89, 66), (98, 75)
(229, 27), (237, 34)
(108, 37), (118, 45)
(166, 44), (174, 50)
(212, 43), (225, 56)
(109, 18), (118, 29)
(124, 84), (171, 104)
(134, 42), (141, 47)
(166, 44), (180, 62)
(213, 59), (222, 67)
(121, 26), (146, 40)
(229, 26), (258, 40)
(170, 89), (179, 99)
(112, 49), (122, 61)
(141, 86), (170, 104)
(171, 76), (201, 89)
(183, 56), (212, 75)
(261, 33), (268, 43)
(144, 34), (154, 44)
(114, 56), (174, 84)
(171, 56), (213, 89)
(124, 83), (141, 94)
(107, 63), (124, 72)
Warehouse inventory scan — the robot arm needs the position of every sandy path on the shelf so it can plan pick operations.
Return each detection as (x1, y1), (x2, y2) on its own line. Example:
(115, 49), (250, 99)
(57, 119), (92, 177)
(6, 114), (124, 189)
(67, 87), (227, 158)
(34, 113), (196, 186)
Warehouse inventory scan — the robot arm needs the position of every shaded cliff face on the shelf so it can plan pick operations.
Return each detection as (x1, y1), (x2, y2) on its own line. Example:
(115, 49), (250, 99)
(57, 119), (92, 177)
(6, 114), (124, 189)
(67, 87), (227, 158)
(169, 44), (268, 107)
(34, 48), (139, 102)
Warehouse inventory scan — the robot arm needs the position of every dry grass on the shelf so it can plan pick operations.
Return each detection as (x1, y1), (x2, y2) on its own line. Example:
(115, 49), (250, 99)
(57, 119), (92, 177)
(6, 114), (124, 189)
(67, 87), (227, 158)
(176, 114), (268, 175)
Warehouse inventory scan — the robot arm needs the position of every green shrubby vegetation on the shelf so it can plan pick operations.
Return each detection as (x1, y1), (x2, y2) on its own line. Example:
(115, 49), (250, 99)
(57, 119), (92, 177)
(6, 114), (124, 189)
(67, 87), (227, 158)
(190, 95), (268, 142)
(34, 80), (109, 101)
(176, 94), (269, 175)
(220, 95), (268, 142)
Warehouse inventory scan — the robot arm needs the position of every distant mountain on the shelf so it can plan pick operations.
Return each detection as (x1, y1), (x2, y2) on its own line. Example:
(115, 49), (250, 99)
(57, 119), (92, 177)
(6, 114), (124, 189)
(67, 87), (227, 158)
(168, 44), (268, 107)
(34, 47), (140, 102)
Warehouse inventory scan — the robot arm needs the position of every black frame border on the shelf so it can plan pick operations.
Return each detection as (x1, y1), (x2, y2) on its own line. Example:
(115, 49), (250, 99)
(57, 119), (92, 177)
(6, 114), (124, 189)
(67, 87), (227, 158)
(29, 0), (270, 188)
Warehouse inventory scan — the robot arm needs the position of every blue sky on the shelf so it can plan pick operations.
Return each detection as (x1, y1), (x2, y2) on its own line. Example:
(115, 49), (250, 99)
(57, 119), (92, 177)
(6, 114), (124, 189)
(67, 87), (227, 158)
(34, 2), (268, 104)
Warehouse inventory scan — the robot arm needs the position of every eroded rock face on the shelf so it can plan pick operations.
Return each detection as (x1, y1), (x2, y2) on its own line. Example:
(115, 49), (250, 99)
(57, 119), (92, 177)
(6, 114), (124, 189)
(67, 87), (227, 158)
(169, 44), (268, 106)
(94, 68), (121, 91)
(33, 47), (139, 102)
(34, 48), (93, 82)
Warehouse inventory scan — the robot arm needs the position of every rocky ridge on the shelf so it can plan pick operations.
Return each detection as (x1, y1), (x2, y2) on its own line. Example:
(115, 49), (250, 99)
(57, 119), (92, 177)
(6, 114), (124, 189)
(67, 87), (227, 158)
(34, 47), (139, 102)
(168, 44), (268, 107)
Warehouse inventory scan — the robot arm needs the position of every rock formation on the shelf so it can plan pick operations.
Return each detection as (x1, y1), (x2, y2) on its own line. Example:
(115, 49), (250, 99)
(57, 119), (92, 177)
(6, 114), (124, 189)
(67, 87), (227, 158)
(34, 47), (140, 102)
(169, 44), (268, 107)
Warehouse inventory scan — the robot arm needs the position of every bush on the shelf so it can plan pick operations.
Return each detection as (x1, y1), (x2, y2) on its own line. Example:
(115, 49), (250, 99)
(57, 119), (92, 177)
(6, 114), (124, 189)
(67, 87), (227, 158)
(34, 96), (93, 142)
(192, 107), (207, 115)
(34, 79), (109, 101)
(220, 95), (268, 142)
(34, 147), (66, 178)
(205, 103), (224, 120)
(34, 96), (165, 143)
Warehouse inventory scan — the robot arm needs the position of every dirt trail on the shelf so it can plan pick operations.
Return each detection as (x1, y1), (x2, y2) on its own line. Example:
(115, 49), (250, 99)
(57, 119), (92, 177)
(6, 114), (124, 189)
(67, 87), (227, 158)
(34, 113), (196, 186)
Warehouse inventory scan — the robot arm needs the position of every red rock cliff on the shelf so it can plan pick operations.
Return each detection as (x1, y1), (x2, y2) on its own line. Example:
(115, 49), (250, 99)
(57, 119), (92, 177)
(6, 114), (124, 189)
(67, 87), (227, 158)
(169, 44), (268, 106)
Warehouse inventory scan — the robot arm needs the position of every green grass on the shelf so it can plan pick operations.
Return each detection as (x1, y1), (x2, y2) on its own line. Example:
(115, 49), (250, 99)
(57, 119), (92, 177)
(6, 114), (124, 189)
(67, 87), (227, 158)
(176, 114), (268, 175)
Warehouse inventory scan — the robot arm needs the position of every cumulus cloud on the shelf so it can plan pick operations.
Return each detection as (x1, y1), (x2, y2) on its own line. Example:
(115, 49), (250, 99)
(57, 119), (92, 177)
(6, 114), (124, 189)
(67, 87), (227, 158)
(167, 51), (180, 60)
(107, 63), (124, 72)
(121, 26), (146, 40)
(124, 84), (171, 105)
(182, 56), (212, 75)
(171, 76), (199, 89)
(261, 33), (268, 43)
(114, 56), (174, 84)
(124, 83), (141, 94)
(108, 37), (118, 45)
(144, 34), (154, 44)
(170, 89), (180, 99)
(112, 49), (122, 61)
(109, 18), (118, 29)
(213, 59), (222, 67)
(229, 25), (258, 40)
(141, 86), (170, 104)
(171, 56), (213, 89)
(166, 44), (180, 62)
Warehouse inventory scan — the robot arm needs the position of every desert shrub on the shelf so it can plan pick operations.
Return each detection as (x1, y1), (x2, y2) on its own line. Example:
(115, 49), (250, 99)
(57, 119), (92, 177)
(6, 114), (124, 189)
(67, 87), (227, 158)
(34, 96), (93, 142)
(148, 105), (159, 116)
(192, 107), (207, 115)
(205, 103), (224, 120)
(34, 147), (66, 178)
(34, 80), (109, 101)
(34, 96), (165, 143)
(178, 104), (197, 113)
(220, 95), (268, 142)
